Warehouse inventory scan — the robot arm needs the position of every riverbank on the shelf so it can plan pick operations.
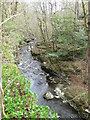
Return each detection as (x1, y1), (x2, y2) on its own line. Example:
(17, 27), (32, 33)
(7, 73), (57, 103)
(31, 42), (89, 119)
(2, 63), (58, 119)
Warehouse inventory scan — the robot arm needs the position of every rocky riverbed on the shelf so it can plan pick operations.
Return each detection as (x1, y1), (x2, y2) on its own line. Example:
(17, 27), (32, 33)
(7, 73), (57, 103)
(18, 44), (84, 119)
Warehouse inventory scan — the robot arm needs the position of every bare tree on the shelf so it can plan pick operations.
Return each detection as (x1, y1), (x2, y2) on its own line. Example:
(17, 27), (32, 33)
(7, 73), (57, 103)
(82, 0), (88, 32)
(88, 0), (90, 109)
(75, 0), (79, 18)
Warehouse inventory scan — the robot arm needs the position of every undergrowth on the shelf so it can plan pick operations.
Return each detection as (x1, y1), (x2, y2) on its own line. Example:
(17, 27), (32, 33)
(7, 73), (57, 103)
(2, 64), (58, 119)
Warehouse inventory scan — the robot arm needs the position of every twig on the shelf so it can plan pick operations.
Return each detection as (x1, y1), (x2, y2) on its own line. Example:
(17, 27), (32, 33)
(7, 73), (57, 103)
(0, 13), (23, 27)
(0, 84), (4, 96)
(0, 84), (5, 116)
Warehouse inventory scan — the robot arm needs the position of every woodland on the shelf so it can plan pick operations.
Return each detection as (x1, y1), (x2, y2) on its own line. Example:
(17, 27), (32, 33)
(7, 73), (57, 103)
(0, 0), (90, 119)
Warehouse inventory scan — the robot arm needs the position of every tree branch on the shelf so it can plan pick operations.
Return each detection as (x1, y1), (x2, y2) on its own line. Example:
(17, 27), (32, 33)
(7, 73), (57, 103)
(0, 13), (23, 27)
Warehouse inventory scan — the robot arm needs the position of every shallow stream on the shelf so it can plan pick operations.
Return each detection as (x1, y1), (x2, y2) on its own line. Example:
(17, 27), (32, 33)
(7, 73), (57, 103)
(18, 45), (82, 119)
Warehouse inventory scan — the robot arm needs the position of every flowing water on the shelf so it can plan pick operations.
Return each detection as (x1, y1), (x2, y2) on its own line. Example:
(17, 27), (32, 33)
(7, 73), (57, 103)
(18, 44), (82, 119)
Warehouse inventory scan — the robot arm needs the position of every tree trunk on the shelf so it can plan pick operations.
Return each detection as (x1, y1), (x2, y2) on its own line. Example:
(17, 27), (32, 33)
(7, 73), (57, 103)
(0, 24), (1, 117)
(75, 1), (79, 19)
(88, 0), (90, 110)
(0, 2), (4, 118)
(82, 0), (88, 32)
(14, 0), (18, 14)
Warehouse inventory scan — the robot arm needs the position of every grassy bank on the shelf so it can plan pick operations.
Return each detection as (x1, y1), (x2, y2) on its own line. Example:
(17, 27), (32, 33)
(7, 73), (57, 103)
(2, 64), (58, 119)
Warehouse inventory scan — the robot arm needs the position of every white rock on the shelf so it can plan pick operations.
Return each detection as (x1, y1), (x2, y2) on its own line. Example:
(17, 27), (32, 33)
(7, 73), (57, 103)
(54, 87), (61, 94)
(55, 95), (60, 99)
(54, 87), (64, 98)
(43, 92), (54, 100)
(43, 62), (47, 65)
(85, 109), (90, 113)
(63, 100), (67, 103)
(39, 73), (44, 75)
(28, 46), (31, 51)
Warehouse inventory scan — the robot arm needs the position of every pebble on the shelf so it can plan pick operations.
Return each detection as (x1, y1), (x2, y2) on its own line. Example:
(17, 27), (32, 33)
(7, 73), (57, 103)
(85, 109), (90, 113)
(39, 73), (44, 75)
(43, 62), (47, 65)
(63, 100), (67, 103)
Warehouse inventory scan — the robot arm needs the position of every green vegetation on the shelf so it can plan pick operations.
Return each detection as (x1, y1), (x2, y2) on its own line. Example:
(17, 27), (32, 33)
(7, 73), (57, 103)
(2, 64), (58, 119)
(50, 13), (88, 60)
(0, 0), (89, 119)
(1, 2), (58, 119)
(30, 1), (89, 119)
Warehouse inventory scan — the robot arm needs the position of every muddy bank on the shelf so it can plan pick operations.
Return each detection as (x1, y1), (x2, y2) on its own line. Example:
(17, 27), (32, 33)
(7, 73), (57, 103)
(31, 43), (89, 119)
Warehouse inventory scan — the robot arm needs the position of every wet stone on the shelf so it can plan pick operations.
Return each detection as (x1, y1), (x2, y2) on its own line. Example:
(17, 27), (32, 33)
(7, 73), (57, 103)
(43, 92), (54, 100)
(54, 87), (64, 99)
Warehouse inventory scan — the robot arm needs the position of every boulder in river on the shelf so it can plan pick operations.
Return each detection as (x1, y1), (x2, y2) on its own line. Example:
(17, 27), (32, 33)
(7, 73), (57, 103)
(43, 92), (54, 100)
(54, 87), (64, 99)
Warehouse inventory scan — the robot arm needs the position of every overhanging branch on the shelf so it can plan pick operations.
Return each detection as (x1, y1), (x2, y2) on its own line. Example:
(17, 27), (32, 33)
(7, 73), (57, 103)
(0, 13), (23, 27)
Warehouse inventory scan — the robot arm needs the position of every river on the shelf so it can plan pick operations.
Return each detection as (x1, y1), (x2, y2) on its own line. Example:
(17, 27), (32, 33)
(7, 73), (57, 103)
(18, 44), (82, 119)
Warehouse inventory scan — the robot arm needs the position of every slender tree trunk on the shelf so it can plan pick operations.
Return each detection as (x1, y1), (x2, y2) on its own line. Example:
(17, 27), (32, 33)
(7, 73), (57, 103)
(81, 0), (88, 84)
(82, 0), (88, 32)
(0, 0), (5, 117)
(0, 2), (3, 118)
(1, 2), (4, 39)
(75, 1), (79, 19)
(0, 31), (1, 118)
(0, 1), (6, 116)
(14, 0), (18, 14)
(88, 0), (90, 110)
